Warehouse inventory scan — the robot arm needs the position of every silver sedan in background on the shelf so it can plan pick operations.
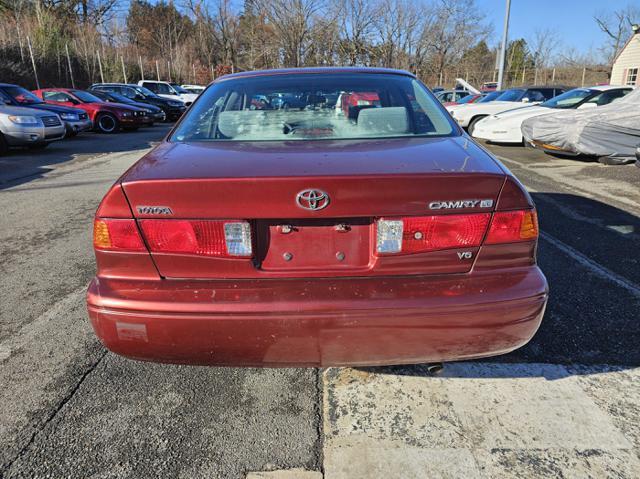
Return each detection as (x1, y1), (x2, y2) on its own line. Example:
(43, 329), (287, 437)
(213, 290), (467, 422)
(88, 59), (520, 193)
(0, 105), (66, 154)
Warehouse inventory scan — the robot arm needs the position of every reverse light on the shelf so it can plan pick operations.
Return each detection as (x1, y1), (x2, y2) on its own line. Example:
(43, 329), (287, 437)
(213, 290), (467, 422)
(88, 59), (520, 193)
(139, 220), (252, 258)
(485, 210), (538, 244)
(376, 220), (403, 253)
(93, 219), (146, 251)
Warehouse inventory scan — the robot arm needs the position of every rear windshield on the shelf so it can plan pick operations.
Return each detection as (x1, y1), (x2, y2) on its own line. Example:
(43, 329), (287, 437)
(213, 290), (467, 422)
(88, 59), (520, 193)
(171, 73), (457, 142)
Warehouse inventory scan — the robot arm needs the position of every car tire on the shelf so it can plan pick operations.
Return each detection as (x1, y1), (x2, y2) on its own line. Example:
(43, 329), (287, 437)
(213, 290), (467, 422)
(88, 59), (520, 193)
(96, 113), (120, 134)
(467, 116), (487, 136)
(0, 133), (8, 156)
(597, 156), (635, 166)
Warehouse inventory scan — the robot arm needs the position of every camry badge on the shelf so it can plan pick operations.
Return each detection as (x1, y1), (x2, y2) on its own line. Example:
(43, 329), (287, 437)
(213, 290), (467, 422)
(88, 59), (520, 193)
(429, 199), (493, 210)
(137, 206), (173, 215)
(296, 189), (330, 211)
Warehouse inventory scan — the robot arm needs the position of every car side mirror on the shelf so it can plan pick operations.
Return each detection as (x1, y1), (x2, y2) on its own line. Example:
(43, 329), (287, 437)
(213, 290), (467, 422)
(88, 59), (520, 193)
(521, 97), (530, 103)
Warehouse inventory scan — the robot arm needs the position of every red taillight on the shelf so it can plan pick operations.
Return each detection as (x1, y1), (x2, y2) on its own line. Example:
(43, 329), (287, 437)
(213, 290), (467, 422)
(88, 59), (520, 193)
(139, 220), (252, 258)
(376, 213), (491, 255)
(376, 210), (538, 255)
(93, 219), (146, 251)
(485, 210), (538, 244)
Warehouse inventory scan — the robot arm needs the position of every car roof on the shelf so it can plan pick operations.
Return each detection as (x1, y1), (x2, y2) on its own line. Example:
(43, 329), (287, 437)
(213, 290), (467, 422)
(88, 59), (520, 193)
(587, 85), (633, 91)
(509, 85), (572, 90)
(216, 67), (415, 82)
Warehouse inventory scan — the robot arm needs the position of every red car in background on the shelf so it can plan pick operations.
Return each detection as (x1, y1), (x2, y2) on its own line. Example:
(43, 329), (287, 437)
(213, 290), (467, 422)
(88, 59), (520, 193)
(339, 91), (381, 119)
(87, 67), (547, 367)
(442, 93), (484, 107)
(32, 88), (150, 133)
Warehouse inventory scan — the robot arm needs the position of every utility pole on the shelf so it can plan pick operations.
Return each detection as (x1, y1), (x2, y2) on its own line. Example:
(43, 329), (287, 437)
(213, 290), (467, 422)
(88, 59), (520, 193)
(497, 0), (512, 90)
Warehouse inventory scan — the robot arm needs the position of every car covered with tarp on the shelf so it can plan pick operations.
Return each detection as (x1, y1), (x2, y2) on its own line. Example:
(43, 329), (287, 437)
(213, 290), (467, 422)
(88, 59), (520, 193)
(522, 87), (640, 165)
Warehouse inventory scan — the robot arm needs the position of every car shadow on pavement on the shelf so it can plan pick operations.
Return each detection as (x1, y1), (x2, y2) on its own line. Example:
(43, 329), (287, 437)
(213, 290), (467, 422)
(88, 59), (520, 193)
(0, 125), (171, 190)
(362, 192), (640, 378)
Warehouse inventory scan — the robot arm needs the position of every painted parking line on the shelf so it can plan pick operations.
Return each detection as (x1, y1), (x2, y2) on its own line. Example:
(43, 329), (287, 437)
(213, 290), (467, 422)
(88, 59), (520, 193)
(323, 363), (640, 479)
(540, 232), (640, 298)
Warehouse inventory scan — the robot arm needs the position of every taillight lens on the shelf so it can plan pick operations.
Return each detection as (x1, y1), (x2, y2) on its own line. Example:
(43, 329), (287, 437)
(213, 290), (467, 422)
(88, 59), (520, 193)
(93, 219), (146, 251)
(376, 213), (491, 255)
(139, 220), (252, 258)
(485, 210), (538, 244)
(376, 210), (538, 255)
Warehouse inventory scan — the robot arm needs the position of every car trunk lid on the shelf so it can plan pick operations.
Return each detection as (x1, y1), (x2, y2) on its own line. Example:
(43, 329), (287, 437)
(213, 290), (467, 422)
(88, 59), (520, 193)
(121, 137), (507, 278)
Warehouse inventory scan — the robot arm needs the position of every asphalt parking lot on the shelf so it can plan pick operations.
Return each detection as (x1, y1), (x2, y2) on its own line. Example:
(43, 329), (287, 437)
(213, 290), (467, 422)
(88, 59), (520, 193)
(1, 127), (639, 478)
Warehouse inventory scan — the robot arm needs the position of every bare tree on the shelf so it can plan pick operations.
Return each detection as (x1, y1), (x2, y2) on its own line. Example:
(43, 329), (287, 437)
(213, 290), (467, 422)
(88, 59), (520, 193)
(594, 4), (640, 64)
(256, 0), (324, 67)
(416, 0), (490, 84)
(528, 27), (560, 69)
(335, 0), (379, 65)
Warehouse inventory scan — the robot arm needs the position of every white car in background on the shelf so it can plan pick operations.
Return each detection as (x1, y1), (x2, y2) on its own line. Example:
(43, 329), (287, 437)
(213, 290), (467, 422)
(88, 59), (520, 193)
(138, 81), (199, 106)
(472, 86), (633, 144)
(181, 84), (205, 95)
(446, 90), (503, 115)
(449, 86), (568, 134)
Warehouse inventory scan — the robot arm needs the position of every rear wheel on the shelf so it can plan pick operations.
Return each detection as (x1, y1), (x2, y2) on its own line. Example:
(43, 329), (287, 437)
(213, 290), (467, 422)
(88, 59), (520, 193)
(467, 115), (487, 136)
(0, 133), (8, 155)
(96, 113), (119, 134)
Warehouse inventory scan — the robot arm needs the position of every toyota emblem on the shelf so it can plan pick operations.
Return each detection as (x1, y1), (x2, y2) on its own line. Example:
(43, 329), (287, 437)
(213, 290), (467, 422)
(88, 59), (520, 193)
(296, 189), (330, 211)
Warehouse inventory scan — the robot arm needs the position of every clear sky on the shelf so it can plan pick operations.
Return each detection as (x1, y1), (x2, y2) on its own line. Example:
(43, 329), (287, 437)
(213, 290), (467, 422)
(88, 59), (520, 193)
(476, 0), (637, 59)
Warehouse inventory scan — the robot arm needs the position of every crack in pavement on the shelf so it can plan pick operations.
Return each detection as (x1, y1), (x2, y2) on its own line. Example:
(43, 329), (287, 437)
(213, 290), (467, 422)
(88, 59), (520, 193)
(1, 350), (108, 475)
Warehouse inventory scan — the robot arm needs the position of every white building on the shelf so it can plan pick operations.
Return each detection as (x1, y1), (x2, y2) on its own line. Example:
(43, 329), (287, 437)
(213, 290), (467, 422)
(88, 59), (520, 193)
(610, 24), (640, 86)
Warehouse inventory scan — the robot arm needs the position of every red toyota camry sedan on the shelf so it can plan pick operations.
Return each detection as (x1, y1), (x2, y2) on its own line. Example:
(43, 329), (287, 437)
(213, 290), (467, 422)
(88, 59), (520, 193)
(87, 68), (548, 367)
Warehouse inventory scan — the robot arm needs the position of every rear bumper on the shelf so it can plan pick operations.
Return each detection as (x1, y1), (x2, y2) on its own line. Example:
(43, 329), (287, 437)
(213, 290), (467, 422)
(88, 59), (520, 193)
(87, 267), (548, 367)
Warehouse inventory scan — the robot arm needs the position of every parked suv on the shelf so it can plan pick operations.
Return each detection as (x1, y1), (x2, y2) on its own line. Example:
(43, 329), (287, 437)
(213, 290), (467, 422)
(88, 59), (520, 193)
(90, 83), (186, 121)
(32, 88), (149, 133)
(138, 80), (198, 106)
(0, 104), (65, 154)
(0, 83), (91, 136)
